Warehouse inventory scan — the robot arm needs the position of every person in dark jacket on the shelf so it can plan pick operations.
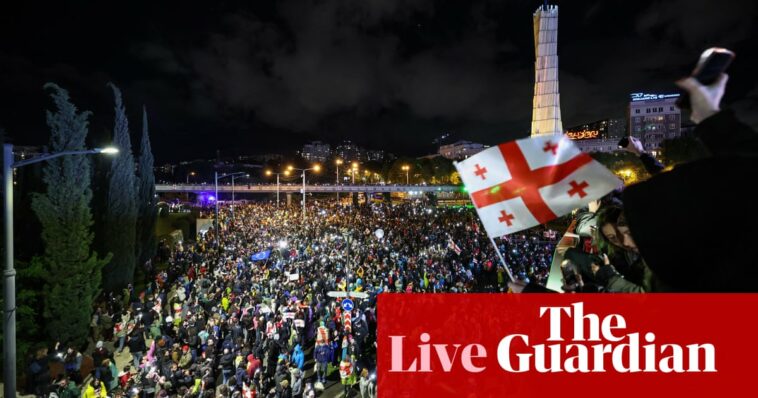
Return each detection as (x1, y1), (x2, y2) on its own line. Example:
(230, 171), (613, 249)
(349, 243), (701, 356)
(622, 136), (665, 176)
(314, 343), (330, 383)
(220, 348), (235, 384)
(128, 328), (147, 368)
(621, 73), (758, 291)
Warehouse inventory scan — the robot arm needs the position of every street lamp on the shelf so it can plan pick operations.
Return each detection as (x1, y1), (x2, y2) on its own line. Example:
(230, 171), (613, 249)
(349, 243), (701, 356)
(186, 171), (196, 184)
(402, 165), (410, 185)
(335, 159), (343, 203)
(288, 164), (320, 221)
(3, 143), (118, 398)
(265, 169), (290, 207)
(351, 162), (359, 184)
(230, 173), (249, 221)
(213, 171), (247, 247)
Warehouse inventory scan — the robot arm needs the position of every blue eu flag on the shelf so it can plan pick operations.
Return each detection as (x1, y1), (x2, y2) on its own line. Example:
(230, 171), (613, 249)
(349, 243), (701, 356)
(250, 250), (271, 261)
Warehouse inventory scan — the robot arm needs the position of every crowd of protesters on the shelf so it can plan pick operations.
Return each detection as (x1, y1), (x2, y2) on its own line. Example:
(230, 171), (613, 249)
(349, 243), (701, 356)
(29, 199), (557, 398)
(25, 69), (758, 398)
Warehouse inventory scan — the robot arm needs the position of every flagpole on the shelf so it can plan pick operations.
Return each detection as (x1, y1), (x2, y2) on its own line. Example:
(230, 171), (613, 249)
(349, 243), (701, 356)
(453, 162), (516, 283)
(488, 235), (515, 283)
(454, 159), (515, 284)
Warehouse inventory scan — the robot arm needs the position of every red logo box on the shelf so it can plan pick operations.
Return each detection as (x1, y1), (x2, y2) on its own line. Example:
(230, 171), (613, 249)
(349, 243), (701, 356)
(377, 294), (758, 397)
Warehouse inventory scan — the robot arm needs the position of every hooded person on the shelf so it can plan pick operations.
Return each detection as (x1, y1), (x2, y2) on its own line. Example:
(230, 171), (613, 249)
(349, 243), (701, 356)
(620, 73), (758, 292)
(291, 344), (305, 370)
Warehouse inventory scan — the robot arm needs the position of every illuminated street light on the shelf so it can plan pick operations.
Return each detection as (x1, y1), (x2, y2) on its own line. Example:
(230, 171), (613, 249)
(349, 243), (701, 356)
(265, 169), (289, 207)
(289, 164), (321, 220)
(401, 164), (410, 185)
(4, 143), (118, 398)
(97, 146), (120, 154)
(335, 159), (343, 202)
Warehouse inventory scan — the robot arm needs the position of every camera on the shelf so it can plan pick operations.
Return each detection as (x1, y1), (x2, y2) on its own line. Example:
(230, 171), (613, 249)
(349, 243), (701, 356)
(560, 259), (582, 292)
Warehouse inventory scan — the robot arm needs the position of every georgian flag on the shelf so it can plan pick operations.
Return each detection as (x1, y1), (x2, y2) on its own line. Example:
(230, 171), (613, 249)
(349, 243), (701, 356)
(455, 135), (621, 237)
(447, 237), (462, 255)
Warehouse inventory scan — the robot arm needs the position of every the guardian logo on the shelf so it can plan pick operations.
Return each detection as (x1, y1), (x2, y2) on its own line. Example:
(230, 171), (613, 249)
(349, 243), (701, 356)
(389, 302), (716, 374)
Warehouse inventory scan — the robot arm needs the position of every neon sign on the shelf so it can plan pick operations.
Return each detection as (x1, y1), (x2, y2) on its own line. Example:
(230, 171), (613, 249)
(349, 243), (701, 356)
(566, 130), (600, 140)
(630, 93), (680, 102)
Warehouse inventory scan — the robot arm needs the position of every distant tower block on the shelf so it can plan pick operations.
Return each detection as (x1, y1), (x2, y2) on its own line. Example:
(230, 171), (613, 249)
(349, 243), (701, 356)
(531, 3), (563, 137)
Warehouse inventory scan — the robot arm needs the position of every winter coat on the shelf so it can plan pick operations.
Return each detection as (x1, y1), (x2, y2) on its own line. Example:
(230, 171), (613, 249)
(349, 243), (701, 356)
(314, 344), (330, 364)
(291, 345), (304, 370)
(82, 382), (107, 398)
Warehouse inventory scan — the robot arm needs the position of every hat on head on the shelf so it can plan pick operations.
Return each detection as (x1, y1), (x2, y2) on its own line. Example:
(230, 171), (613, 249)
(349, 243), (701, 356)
(96, 341), (103, 349)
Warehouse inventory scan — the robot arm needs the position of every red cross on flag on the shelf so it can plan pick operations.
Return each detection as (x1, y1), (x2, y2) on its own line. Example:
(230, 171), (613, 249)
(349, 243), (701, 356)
(455, 135), (621, 237)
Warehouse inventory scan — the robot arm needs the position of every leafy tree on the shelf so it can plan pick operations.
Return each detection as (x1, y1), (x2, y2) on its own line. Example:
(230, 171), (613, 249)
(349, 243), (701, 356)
(102, 83), (137, 291)
(590, 151), (651, 185)
(30, 83), (110, 346)
(136, 107), (157, 269)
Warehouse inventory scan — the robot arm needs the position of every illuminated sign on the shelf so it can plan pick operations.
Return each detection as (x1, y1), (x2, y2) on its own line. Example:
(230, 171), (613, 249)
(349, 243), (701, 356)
(630, 93), (680, 102)
(566, 130), (600, 140)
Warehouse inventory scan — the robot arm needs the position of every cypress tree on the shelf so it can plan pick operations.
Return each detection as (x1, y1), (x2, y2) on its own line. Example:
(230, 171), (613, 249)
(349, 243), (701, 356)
(136, 106), (157, 269)
(30, 83), (111, 346)
(102, 83), (137, 291)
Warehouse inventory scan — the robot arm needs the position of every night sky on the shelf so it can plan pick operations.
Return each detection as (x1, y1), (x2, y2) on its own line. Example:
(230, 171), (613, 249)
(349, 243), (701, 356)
(1, 0), (756, 163)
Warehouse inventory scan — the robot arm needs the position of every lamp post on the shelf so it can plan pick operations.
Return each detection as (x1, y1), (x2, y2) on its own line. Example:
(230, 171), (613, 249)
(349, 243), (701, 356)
(230, 173), (249, 222)
(186, 171), (196, 184)
(335, 159), (343, 203)
(402, 165), (410, 185)
(3, 143), (118, 398)
(342, 230), (353, 277)
(213, 171), (247, 247)
(265, 169), (290, 207)
(287, 164), (321, 221)
(351, 162), (358, 184)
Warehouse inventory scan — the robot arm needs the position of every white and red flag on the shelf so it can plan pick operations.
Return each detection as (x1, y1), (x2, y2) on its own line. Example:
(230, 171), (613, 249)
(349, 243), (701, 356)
(455, 135), (621, 237)
(447, 237), (462, 255)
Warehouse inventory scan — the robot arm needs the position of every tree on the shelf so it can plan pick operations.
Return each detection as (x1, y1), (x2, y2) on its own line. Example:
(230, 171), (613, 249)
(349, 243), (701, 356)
(102, 83), (137, 291)
(136, 107), (158, 270)
(590, 151), (650, 185)
(30, 83), (110, 346)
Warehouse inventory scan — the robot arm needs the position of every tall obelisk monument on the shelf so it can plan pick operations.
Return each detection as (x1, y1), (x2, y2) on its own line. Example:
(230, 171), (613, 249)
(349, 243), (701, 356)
(530, 3), (563, 137)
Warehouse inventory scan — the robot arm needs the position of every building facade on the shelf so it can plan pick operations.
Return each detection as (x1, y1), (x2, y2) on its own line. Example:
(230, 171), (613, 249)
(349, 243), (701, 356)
(628, 93), (682, 154)
(438, 140), (489, 160)
(566, 118), (626, 153)
(334, 140), (362, 162)
(531, 4), (563, 137)
(301, 141), (331, 162)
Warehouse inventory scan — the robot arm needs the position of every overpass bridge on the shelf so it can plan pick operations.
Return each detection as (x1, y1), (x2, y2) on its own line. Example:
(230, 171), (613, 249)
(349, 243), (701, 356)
(156, 184), (462, 194)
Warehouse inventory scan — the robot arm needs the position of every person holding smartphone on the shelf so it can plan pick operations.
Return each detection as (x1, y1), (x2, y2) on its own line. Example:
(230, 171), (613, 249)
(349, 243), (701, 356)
(621, 57), (758, 291)
(620, 136), (665, 176)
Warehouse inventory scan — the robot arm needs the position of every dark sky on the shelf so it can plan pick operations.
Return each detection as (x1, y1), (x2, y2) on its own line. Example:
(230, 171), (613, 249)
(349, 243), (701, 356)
(1, 0), (756, 163)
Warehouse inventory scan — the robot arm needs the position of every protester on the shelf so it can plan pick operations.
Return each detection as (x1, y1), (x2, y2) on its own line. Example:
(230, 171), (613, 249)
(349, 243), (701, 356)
(621, 73), (758, 291)
(72, 199), (557, 397)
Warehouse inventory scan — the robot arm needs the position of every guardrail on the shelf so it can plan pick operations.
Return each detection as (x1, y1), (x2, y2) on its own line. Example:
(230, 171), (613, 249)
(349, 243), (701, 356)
(156, 184), (462, 193)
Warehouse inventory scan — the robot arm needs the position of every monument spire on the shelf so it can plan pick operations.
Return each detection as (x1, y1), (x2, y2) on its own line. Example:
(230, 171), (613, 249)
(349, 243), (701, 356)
(531, 3), (563, 137)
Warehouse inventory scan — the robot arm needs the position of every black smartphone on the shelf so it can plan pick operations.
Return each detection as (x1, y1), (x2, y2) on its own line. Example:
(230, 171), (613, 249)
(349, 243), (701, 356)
(676, 47), (735, 110)
(617, 136), (629, 149)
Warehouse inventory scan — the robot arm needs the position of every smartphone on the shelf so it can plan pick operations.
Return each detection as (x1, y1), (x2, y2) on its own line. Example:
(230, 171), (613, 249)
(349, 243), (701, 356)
(676, 47), (735, 110)
(617, 136), (629, 149)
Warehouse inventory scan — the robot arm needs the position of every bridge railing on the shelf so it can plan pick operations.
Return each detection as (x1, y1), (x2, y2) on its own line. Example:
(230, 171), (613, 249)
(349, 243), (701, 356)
(155, 184), (462, 193)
